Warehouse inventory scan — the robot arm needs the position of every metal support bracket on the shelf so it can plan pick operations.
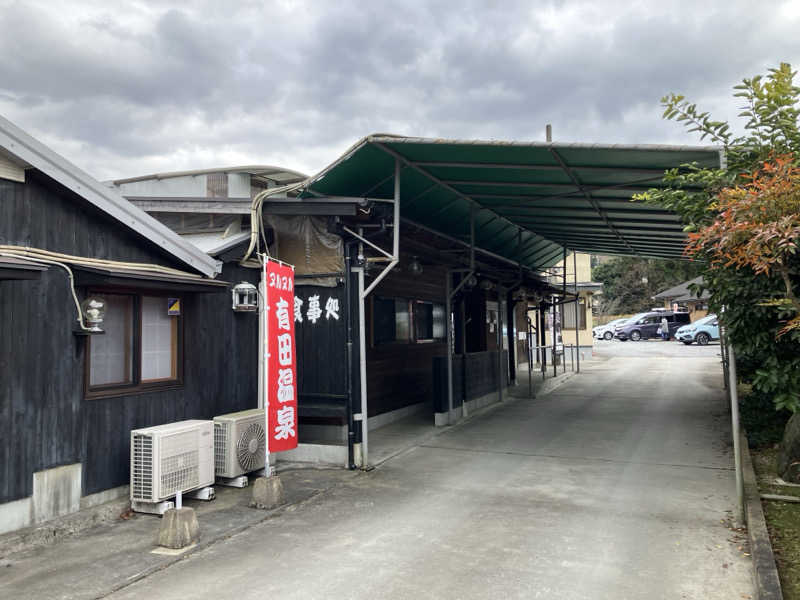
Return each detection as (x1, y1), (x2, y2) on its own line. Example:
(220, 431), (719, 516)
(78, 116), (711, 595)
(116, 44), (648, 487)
(131, 500), (174, 516)
(185, 486), (216, 501)
(216, 476), (249, 488)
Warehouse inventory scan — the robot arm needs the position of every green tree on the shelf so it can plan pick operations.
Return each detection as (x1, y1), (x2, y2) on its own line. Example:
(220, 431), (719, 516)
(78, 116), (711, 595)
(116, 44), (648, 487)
(592, 256), (703, 315)
(636, 63), (800, 411)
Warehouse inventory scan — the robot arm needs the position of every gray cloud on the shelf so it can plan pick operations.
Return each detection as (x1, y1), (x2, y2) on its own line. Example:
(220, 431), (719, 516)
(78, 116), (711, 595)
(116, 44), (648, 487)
(0, 0), (799, 180)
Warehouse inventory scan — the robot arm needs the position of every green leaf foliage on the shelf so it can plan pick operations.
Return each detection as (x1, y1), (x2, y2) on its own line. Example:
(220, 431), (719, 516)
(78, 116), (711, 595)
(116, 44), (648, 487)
(636, 63), (800, 411)
(591, 256), (703, 315)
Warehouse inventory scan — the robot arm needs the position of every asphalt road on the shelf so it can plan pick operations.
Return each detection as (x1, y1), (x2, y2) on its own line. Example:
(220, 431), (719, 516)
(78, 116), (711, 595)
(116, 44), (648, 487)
(592, 335), (722, 359)
(108, 348), (751, 600)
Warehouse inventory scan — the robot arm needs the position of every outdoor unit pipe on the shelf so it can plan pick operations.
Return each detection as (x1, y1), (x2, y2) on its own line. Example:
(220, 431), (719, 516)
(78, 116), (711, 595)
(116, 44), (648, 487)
(0, 245), (203, 278)
(0, 251), (90, 331)
(0, 246), (215, 333)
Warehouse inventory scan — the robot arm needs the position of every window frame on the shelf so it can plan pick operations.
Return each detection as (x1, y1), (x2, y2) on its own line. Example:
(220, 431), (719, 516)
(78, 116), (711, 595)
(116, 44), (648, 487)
(85, 289), (184, 400)
(412, 300), (446, 344)
(371, 296), (412, 346)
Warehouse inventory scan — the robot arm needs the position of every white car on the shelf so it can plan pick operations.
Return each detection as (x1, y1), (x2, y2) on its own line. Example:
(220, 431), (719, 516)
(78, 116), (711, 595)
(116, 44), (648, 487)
(593, 318), (629, 340)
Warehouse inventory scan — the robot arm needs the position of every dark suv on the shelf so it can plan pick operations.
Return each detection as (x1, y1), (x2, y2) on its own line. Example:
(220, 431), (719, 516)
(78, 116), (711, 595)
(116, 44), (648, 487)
(614, 311), (690, 341)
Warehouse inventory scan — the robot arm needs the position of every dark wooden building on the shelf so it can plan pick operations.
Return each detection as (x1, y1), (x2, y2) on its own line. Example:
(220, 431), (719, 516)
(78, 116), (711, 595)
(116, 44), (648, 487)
(0, 117), (256, 534)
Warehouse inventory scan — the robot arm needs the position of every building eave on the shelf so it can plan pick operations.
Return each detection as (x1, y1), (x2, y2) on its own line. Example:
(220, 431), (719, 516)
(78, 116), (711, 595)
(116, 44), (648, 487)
(0, 114), (222, 277)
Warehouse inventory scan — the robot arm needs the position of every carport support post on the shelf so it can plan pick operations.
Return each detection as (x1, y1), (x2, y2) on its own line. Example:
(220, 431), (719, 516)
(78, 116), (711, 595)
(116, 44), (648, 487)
(552, 297), (557, 379)
(446, 272), (454, 423)
(728, 340), (745, 526)
(573, 250), (580, 373)
(353, 158), (402, 468)
(356, 266), (368, 466)
(497, 284), (504, 402)
(527, 315), (533, 398)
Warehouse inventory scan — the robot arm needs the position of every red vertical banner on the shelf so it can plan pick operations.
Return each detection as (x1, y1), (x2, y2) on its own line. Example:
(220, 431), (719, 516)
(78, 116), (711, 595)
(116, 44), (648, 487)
(265, 258), (298, 452)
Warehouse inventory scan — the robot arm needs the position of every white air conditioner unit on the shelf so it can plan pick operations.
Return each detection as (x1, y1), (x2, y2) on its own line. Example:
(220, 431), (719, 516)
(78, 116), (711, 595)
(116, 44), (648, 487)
(130, 420), (214, 512)
(214, 408), (266, 480)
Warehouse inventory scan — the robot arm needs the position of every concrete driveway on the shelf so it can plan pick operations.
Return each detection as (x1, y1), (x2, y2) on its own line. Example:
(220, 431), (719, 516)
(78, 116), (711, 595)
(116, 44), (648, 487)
(108, 349), (752, 600)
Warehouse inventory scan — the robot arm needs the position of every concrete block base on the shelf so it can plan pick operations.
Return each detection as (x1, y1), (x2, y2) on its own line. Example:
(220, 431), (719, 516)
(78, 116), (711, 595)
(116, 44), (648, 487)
(157, 507), (199, 549)
(250, 476), (284, 510)
(278, 443), (348, 467)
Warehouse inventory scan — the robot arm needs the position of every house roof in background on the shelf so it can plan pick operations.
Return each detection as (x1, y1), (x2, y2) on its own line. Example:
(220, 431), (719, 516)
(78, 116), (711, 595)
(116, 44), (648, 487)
(262, 134), (722, 271)
(180, 231), (252, 256)
(110, 165), (308, 186)
(653, 276), (709, 301)
(0, 114), (222, 277)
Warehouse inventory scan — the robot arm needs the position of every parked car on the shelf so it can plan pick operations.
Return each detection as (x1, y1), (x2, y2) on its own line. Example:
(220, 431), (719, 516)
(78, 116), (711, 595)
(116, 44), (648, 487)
(656, 312), (694, 339)
(593, 318), (629, 340)
(674, 314), (719, 345)
(615, 311), (691, 341)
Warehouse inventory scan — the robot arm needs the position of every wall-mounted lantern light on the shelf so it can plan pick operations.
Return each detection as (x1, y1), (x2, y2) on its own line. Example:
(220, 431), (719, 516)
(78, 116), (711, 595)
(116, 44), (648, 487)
(80, 296), (107, 333)
(232, 282), (258, 312)
(464, 274), (478, 289)
(408, 256), (423, 276)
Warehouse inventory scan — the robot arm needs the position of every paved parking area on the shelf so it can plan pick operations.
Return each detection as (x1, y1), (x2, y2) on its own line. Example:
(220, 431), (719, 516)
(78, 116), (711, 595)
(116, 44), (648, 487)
(592, 336), (722, 359)
(106, 345), (751, 600)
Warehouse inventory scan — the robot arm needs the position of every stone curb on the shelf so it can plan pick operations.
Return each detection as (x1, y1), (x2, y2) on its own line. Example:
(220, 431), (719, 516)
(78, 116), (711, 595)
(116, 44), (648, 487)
(741, 431), (783, 600)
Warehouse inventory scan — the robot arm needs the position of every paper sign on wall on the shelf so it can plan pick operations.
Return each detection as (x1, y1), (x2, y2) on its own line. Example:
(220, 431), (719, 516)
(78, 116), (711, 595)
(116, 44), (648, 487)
(264, 258), (298, 452)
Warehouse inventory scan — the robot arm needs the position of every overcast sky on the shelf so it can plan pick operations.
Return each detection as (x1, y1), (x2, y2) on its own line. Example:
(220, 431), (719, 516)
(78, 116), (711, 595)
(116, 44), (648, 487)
(1, 0), (799, 181)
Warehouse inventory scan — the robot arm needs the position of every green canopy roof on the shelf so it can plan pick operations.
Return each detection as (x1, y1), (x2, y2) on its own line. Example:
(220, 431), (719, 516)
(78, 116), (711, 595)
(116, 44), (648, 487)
(283, 135), (722, 270)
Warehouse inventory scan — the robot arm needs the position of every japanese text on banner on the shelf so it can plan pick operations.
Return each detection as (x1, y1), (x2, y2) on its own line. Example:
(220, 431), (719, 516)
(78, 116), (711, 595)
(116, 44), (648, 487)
(265, 259), (298, 452)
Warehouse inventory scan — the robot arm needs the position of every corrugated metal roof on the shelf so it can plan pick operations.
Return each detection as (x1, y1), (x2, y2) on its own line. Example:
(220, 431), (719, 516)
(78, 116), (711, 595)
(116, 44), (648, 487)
(276, 134), (721, 270)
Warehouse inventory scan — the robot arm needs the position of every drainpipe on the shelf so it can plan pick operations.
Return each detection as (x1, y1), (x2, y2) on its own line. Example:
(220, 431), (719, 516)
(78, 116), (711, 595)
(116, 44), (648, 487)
(344, 243), (356, 469)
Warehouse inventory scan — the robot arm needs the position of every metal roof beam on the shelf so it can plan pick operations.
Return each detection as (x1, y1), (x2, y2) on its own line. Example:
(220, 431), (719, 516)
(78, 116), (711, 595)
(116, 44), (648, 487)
(535, 231), (685, 245)
(485, 224), (525, 252)
(500, 214), (686, 228)
(570, 245), (685, 258)
(374, 142), (533, 257)
(413, 161), (677, 177)
(464, 172), (698, 209)
(358, 165), (409, 198)
(562, 243), (685, 254)
(535, 246), (568, 269)
(424, 194), (465, 219)
(510, 222), (686, 236)
(399, 216), (557, 275)
(470, 192), (673, 202)
(404, 183), (440, 211)
(476, 200), (673, 213)
(475, 215), (499, 234)
(548, 147), (637, 254)
(531, 232), (686, 244)
(443, 180), (654, 194)
(517, 237), (555, 261)
(519, 240), (563, 263)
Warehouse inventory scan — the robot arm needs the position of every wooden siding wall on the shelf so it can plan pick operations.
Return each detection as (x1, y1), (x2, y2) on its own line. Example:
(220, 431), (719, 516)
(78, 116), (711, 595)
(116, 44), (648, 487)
(432, 351), (509, 413)
(0, 171), (259, 502)
(366, 261), (448, 417)
(294, 281), (349, 420)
